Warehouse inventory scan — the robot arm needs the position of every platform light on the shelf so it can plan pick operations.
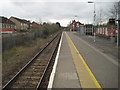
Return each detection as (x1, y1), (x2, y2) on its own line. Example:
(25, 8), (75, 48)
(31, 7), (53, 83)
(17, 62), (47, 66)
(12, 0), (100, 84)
(88, 1), (96, 42)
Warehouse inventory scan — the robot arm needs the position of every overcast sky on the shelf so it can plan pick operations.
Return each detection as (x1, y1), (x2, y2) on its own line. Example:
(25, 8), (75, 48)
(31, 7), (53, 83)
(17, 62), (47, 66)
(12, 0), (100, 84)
(0, 0), (119, 26)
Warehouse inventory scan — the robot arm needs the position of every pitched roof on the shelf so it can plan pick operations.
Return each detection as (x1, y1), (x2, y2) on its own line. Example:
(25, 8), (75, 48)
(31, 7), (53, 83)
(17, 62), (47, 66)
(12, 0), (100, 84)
(10, 16), (30, 24)
(0, 16), (15, 25)
(32, 21), (39, 25)
(85, 24), (93, 26)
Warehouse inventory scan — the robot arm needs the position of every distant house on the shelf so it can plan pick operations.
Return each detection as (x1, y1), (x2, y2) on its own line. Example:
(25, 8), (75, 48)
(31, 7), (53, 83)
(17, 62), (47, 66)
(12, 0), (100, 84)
(0, 16), (15, 33)
(9, 16), (30, 31)
(107, 18), (117, 36)
(30, 21), (39, 29)
(69, 20), (82, 31)
(96, 18), (117, 37)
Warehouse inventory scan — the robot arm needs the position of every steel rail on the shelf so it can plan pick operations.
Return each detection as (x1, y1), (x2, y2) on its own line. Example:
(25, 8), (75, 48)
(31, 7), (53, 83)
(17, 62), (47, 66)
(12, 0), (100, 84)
(2, 32), (61, 90)
(36, 33), (61, 90)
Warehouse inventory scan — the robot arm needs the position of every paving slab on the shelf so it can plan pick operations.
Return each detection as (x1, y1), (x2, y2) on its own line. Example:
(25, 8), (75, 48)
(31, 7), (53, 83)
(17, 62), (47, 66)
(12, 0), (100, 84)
(52, 32), (81, 88)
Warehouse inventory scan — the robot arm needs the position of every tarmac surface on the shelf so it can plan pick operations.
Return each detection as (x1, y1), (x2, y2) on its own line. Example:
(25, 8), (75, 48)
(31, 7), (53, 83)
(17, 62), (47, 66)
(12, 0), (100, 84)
(74, 32), (119, 61)
(50, 31), (118, 89)
(68, 32), (118, 88)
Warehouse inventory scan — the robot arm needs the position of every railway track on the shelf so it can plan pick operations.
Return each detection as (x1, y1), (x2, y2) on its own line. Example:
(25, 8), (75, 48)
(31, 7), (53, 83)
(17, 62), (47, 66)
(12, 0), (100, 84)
(2, 32), (62, 90)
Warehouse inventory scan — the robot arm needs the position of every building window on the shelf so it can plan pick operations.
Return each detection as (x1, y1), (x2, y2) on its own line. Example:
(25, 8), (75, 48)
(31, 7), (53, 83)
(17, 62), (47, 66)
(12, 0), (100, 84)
(4, 24), (6, 28)
(2, 24), (4, 28)
(11, 25), (13, 28)
(8, 24), (10, 28)
(0, 23), (2, 28)
(6, 24), (8, 28)
(9, 24), (11, 28)
(11, 25), (15, 28)
(2, 24), (5, 28)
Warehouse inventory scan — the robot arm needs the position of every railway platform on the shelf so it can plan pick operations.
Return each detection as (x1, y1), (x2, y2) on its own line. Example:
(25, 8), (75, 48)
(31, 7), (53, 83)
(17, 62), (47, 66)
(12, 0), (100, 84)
(48, 31), (118, 89)
(51, 31), (81, 88)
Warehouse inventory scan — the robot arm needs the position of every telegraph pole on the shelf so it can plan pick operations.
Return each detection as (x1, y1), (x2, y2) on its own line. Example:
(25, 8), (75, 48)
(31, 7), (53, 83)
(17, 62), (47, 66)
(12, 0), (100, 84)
(117, 1), (120, 46)
(93, 3), (96, 42)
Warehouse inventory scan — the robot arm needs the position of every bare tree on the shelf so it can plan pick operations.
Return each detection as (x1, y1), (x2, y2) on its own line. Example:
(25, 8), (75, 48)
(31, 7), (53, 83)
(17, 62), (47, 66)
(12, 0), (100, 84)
(118, 1), (120, 19)
(96, 9), (109, 25)
(96, 9), (103, 25)
(109, 2), (119, 20)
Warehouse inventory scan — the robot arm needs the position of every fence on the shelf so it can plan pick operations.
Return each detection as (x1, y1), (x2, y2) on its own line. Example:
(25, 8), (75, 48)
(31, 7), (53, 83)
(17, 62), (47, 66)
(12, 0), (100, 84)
(2, 30), (42, 51)
(2, 23), (61, 51)
(96, 25), (117, 37)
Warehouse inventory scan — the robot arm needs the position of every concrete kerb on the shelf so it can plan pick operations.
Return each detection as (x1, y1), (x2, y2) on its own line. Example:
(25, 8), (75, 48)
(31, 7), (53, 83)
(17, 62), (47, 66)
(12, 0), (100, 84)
(47, 32), (63, 89)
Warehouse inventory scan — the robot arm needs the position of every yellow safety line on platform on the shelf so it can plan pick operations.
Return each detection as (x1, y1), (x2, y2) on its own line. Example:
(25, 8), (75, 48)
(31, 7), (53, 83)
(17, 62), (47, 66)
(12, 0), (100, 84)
(65, 32), (102, 89)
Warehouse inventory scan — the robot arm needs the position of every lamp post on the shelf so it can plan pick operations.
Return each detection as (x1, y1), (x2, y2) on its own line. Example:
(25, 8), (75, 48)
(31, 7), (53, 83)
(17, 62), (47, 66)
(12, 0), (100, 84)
(117, 1), (120, 46)
(88, 1), (96, 42)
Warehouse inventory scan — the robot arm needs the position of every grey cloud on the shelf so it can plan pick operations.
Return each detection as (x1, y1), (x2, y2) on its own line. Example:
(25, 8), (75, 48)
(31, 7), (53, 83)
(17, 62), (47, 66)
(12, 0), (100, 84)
(1, 0), (119, 26)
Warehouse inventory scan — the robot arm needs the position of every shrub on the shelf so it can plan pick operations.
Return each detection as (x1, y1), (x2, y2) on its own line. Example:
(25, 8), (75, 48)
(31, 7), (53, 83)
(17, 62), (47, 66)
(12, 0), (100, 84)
(41, 23), (61, 38)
